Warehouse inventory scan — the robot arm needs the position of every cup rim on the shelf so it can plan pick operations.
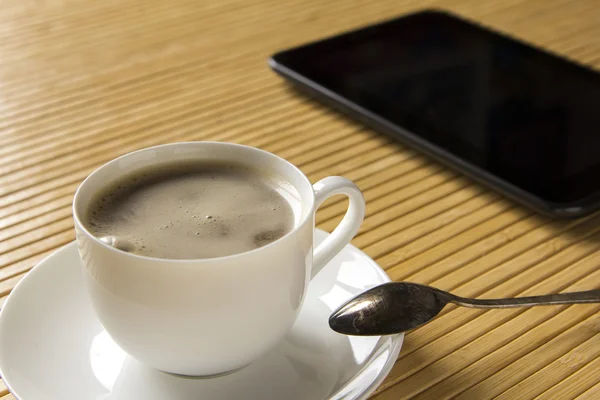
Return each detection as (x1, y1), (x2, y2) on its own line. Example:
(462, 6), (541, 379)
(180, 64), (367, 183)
(72, 141), (316, 264)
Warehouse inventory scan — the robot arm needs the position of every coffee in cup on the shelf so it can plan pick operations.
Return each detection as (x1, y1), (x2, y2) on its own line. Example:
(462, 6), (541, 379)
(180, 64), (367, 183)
(84, 160), (298, 259)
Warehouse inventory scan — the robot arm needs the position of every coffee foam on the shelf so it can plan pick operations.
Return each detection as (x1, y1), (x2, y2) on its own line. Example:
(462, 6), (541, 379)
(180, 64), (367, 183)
(85, 161), (299, 259)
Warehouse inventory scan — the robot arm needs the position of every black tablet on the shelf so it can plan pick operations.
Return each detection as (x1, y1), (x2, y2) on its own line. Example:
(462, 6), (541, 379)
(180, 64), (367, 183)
(269, 10), (600, 218)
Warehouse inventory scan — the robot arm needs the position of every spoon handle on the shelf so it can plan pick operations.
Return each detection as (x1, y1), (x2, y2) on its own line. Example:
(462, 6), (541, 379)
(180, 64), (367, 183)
(449, 289), (600, 309)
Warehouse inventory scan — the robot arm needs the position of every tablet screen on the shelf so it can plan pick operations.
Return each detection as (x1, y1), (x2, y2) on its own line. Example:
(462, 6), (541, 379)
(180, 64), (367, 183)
(273, 11), (600, 204)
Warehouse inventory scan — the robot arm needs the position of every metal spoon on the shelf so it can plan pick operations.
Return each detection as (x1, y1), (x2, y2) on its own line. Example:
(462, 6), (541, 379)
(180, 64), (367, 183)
(329, 282), (600, 336)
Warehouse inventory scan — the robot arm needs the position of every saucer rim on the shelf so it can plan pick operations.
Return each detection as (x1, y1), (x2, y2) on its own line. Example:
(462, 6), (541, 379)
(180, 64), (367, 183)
(0, 229), (403, 400)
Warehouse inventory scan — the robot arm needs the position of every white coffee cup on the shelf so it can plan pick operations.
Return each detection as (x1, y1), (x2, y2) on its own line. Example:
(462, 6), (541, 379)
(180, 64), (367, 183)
(73, 142), (365, 376)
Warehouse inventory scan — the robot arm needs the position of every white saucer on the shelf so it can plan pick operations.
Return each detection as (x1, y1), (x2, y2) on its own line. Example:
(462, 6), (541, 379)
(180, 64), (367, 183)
(0, 229), (402, 400)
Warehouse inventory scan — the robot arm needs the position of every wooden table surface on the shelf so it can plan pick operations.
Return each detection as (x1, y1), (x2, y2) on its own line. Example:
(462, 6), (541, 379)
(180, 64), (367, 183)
(1, 0), (600, 398)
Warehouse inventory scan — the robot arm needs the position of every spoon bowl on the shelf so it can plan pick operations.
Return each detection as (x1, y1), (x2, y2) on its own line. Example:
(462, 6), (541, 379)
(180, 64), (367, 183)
(329, 282), (449, 336)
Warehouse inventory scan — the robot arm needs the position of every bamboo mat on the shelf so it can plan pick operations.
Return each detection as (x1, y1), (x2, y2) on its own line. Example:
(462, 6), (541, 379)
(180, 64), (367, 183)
(1, 0), (600, 398)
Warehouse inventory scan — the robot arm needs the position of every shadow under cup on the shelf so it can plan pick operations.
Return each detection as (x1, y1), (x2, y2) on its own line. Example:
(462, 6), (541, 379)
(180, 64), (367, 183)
(72, 142), (318, 376)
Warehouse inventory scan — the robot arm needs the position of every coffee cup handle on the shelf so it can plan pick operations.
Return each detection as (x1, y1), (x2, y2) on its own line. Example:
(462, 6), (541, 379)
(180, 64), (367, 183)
(311, 176), (366, 279)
